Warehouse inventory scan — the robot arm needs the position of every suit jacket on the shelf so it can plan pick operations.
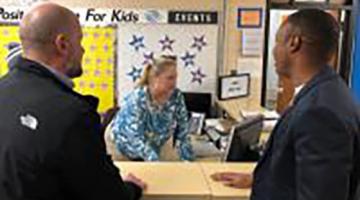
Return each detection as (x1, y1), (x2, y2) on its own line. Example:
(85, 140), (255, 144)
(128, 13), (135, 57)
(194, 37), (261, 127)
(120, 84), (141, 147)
(0, 57), (142, 200)
(251, 66), (360, 200)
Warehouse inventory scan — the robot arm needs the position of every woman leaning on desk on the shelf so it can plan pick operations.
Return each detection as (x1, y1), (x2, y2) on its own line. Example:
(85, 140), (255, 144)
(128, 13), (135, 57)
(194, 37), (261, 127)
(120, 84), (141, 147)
(111, 55), (194, 161)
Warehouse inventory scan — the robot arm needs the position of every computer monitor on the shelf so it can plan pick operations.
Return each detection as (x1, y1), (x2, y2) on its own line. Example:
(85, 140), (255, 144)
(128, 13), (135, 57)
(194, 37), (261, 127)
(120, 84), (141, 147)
(183, 92), (212, 117)
(223, 114), (263, 162)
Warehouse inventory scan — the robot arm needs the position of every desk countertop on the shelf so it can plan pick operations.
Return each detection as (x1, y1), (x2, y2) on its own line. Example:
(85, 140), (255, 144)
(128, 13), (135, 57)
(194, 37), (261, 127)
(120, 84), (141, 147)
(114, 162), (211, 199)
(199, 163), (255, 200)
(114, 162), (256, 200)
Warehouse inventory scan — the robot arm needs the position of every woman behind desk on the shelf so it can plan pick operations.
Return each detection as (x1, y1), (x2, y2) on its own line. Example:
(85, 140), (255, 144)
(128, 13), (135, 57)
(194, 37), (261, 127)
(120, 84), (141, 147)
(112, 55), (194, 161)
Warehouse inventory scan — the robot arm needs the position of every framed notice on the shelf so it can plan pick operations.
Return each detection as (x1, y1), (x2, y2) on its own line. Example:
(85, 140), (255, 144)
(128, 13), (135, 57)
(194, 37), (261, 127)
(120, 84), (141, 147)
(237, 8), (263, 29)
(218, 73), (250, 100)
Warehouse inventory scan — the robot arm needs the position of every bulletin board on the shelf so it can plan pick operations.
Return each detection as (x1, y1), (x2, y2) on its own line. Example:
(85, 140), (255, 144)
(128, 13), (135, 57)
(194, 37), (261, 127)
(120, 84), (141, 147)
(0, 25), (115, 114)
(116, 24), (219, 101)
(0, 25), (20, 76)
(73, 27), (116, 114)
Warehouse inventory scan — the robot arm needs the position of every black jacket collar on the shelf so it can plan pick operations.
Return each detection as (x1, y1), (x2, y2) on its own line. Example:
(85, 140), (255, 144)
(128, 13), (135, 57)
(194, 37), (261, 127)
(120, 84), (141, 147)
(13, 56), (99, 109)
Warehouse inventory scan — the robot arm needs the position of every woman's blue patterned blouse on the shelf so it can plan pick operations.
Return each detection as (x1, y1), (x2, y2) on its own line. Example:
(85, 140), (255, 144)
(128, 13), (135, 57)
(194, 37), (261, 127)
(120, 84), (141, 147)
(112, 86), (194, 161)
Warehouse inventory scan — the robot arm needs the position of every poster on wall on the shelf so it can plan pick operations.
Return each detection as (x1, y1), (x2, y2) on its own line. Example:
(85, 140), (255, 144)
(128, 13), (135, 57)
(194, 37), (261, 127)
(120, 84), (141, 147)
(73, 27), (115, 114)
(237, 8), (263, 29)
(0, 25), (115, 114)
(241, 29), (263, 56)
(0, 6), (168, 26)
(116, 23), (219, 102)
(0, 25), (19, 76)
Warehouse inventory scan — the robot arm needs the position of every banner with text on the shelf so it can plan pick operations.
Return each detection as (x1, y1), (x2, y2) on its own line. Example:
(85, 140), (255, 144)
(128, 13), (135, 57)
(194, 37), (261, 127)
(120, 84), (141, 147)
(0, 7), (218, 26)
(0, 7), (168, 26)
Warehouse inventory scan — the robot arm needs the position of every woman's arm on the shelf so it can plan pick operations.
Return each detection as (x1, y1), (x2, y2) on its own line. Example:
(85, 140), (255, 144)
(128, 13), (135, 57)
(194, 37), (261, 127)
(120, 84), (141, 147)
(174, 92), (195, 161)
(112, 94), (159, 161)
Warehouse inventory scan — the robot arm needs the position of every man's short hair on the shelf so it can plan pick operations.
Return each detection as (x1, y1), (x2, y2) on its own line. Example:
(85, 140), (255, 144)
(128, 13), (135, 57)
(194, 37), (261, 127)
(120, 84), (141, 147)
(286, 9), (340, 61)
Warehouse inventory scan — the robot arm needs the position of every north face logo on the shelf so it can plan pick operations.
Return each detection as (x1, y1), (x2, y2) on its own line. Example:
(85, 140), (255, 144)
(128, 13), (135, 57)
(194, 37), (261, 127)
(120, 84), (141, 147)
(20, 114), (38, 130)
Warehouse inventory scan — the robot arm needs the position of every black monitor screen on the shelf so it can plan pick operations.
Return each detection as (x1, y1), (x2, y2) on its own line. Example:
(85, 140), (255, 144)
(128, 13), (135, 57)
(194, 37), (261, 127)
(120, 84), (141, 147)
(183, 92), (212, 117)
(224, 114), (263, 162)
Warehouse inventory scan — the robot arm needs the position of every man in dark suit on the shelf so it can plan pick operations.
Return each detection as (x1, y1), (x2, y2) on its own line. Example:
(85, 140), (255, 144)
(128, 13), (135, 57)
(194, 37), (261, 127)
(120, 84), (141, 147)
(212, 9), (360, 200)
(0, 3), (146, 200)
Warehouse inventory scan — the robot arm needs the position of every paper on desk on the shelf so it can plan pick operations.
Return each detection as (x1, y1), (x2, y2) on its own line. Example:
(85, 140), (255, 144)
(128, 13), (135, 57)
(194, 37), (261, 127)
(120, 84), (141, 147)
(205, 119), (221, 128)
(241, 109), (279, 119)
(205, 119), (236, 133)
(263, 120), (277, 132)
(262, 109), (279, 120)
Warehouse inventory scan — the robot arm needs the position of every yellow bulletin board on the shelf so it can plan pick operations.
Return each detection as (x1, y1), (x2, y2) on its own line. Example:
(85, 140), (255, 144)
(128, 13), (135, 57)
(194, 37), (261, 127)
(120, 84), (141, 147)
(0, 25), (20, 76)
(0, 25), (116, 114)
(74, 27), (116, 114)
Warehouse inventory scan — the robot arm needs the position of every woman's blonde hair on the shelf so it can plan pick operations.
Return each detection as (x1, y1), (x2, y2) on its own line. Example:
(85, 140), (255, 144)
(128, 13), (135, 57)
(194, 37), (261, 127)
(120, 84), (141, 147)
(137, 55), (177, 86)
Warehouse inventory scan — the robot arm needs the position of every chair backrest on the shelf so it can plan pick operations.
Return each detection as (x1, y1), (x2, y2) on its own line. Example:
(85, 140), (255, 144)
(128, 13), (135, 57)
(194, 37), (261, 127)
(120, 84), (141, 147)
(101, 106), (120, 134)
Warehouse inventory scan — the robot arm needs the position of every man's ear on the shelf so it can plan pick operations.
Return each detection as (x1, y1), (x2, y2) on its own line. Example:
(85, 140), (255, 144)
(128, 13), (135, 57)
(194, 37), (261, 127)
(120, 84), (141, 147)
(287, 35), (301, 53)
(54, 34), (68, 55)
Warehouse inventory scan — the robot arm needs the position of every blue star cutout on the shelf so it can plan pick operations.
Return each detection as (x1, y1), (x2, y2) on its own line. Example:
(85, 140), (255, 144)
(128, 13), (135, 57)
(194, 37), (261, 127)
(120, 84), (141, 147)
(127, 66), (143, 82)
(191, 68), (206, 84)
(191, 35), (207, 51)
(159, 35), (175, 51)
(129, 35), (145, 52)
(181, 51), (196, 68)
(142, 52), (155, 65)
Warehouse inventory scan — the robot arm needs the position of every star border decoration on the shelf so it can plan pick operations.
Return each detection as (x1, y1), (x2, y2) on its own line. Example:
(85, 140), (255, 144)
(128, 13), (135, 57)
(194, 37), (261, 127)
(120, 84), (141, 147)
(181, 51), (196, 68)
(191, 35), (207, 51)
(159, 35), (175, 52)
(191, 68), (206, 84)
(142, 51), (155, 66)
(127, 65), (143, 82)
(129, 35), (145, 52)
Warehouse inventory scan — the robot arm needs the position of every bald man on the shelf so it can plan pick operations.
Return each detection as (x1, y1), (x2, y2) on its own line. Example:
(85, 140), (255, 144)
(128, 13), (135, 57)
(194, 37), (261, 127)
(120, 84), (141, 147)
(0, 3), (145, 200)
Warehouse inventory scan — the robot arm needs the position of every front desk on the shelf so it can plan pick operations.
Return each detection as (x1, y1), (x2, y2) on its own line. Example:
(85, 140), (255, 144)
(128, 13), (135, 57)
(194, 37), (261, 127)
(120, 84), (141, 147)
(115, 162), (211, 200)
(199, 163), (256, 200)
(114, 162), (256, 200)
